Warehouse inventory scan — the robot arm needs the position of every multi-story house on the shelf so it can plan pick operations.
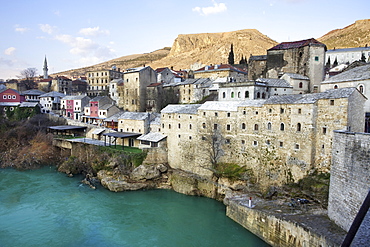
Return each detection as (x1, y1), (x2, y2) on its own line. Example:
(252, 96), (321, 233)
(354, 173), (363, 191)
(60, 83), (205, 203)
(194, 64), (248, 82)
(325, 46), (370, 66)
(265, 38), (326, 93)
(39, 91), (65, 113)
(22, 89), (45, 102)
(280, 73), (310, 94)
(0, 88), (24, 108)
(161, 87), (365, 188)
(61, 95), (91, 120)
(82, 96), (115, 125)
(121, 66), (157, 112)
(86, 68), (124, 97)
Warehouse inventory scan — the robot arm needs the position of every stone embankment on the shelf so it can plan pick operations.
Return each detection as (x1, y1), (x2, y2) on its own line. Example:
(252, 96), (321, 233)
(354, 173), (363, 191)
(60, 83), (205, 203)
(97, 165), (346, 247)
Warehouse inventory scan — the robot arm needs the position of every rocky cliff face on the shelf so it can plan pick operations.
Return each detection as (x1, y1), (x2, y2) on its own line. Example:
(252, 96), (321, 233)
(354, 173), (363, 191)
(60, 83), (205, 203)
(149, 29), (278, 70)
(318, 19), (370, 49)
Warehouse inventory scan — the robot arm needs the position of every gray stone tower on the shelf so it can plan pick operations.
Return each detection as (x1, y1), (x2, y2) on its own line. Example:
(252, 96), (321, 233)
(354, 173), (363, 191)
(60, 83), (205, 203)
(43, 56), (48, 79)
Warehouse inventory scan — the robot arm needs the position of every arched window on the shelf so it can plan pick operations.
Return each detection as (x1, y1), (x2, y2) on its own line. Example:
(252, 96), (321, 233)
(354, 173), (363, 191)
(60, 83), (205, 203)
(267, 122), (272, 130)
(280, 123), (285, 131)
(297, 123), (301, 132)
(238, 92), (241, 98)
(257, 92), (261, 98)
(299, 82), (303, 88)
(222, 92), (226, 98)
(254, 124), (259, 131)
(359, 85), (364, 94)
(334, 85), (338, 89)
(262, 92), (266, 99)
(189, 124), (192, 129)
(245, 91), (249, 98)
(231, 92), (234, 98)
(241, 123), (246, 130)
(202, 123), (206, 129)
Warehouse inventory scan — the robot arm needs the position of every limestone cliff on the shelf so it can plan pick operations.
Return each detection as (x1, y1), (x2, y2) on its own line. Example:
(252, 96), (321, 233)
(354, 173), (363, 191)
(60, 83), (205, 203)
(148, 29), (278, 70)
(318, 19), (370, 49)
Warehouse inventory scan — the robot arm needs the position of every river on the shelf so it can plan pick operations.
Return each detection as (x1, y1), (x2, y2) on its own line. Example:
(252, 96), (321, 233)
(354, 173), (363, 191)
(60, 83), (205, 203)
(0, 167), (269, 247)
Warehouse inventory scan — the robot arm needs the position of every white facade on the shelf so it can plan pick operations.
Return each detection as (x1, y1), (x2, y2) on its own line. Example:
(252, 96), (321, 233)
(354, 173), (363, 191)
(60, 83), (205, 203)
(326, 47), (370, 65)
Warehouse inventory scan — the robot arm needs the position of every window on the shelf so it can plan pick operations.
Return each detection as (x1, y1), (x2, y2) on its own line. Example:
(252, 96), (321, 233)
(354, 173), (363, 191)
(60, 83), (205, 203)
(266, 140), (271, 145)
(169, 124), (171, 129)
(226, 124), (231, 131)
(227, 112), (231, 117)
(202, 136), (206, 141)
(297, 123), (301, 132)
(189, 124), (192, 129)
(225, 139), (231, 144)
(202, 123), (206, 129)
(12, 95), (16, 99)
(298, 108), (302, 114)
(241, 123), (246, 130)
(238, 92), (241, 98)
(255, 111), (258, 115)
(280, 108), (284, 114)
(231, 92), (234, 98)
(295, 144), (300, 150)
(280, 123), (285, 131)
(223, 92), (226, 98)
(214, 124), (218, 130)
(245, 91), (249, 98)
(315, 56), (319, 61)
(253, 141), (258, 146)
(178, 123), (181, 129)
(243, 110), (246, 115)
(203, 112), (206, 116)
(334, 85), (338, 89)
(178, 135), (181, 138)
(215, 112), (218, 117)
(2, 95), (6, 99)
(279, 141), (283, 147)
(359, 85), (364, 94)
(299, 82), (303, 88)
(257, 92), (260, 98)
(267, 122), (272, 130)
(323, 127), (327, 135)
(330, 100), (335, 106)
(254, 124), (259, 131)
(189, 136), (192, 140)
(241, 140), (245, 145)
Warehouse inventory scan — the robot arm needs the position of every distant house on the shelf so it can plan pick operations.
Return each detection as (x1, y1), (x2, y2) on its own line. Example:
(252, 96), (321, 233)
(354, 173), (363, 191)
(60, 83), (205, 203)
(82, 96), (115, 125)
(321, 63), (370, 112)
(61, 95), (91, 120)
(22, 89), (45, 102)
(194, 64), (248, 82)
(71, 79), (88, 95)
(279, 73), (309, 94)
(326, 46), (370, 66)
(266, 38), (326, 93)
(86, 68), (124, 97)
(0, 88), (24, 106)
(121, 66), (157, 112)
(39, 91), (65, 113)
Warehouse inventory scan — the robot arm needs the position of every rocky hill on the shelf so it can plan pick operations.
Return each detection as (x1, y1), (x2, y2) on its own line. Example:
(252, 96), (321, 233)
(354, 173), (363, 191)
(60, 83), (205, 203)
(51, 48), (171, 77)
(318, 19), (370, 49)
(148, 29), (277, 70)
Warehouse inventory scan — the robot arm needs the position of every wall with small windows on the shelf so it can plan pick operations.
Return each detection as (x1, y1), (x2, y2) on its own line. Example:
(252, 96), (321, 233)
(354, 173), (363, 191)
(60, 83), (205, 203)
(161, 88), (365, 189)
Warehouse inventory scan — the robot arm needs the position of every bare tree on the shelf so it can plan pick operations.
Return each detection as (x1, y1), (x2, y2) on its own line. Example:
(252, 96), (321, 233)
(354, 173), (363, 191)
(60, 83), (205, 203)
(17, 68), (38, 90)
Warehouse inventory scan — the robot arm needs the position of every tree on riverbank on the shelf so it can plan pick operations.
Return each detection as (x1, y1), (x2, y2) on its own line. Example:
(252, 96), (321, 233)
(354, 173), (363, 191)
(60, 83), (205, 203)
(0, 114), (64, 169)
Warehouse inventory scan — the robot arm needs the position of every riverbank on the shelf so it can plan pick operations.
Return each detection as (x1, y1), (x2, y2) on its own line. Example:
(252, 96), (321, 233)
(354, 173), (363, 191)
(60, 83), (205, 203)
(95, 166), (346, 247)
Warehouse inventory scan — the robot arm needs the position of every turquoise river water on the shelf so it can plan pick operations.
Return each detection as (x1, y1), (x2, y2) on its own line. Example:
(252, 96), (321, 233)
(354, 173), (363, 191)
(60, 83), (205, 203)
(0, 167), (269, 247)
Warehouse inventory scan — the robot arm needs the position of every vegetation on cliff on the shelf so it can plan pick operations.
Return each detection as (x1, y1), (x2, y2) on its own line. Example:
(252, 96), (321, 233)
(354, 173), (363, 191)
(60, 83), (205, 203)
(0, 113), (65, 169)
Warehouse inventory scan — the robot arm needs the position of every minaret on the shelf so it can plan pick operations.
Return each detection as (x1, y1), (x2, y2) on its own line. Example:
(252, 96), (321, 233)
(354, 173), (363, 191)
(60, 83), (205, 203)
(43, 56), (48, 79)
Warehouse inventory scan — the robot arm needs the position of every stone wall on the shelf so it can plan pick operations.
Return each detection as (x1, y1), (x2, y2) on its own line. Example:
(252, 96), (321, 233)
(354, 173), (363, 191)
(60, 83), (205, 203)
(328, 131), (370, 231)
(226, 200), (343, 247)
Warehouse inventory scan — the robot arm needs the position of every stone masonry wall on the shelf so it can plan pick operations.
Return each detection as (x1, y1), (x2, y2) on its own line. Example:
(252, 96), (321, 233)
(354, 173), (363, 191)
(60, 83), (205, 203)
(328, 130), (370, 231)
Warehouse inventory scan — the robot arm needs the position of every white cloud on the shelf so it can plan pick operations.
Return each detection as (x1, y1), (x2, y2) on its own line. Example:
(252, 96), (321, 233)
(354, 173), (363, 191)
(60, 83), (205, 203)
(39, 24), (57, 34)
(79, 26), (110, 36)
(14, 25), (30, 33)
(192, 1), (227, 16)
(4, 47), (16, 56)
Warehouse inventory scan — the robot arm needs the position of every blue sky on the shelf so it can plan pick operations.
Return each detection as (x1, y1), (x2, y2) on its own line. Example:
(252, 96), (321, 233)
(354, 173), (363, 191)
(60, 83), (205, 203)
(0, 0), (368, 79)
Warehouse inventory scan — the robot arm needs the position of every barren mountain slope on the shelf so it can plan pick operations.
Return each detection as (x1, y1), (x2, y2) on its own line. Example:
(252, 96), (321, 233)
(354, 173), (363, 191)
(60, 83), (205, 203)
(148, 29), (277, 70)
(318, 19), (370, 49)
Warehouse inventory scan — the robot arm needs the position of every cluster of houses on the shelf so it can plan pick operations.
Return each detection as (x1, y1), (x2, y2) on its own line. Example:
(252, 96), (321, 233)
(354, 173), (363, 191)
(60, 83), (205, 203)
(1, 38), (370, 183)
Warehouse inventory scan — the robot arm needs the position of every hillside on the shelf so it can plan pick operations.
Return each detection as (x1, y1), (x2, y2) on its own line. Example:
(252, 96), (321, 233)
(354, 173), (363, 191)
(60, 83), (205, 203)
(51, 47), (171, 77)
(318, 19), (370, 49)
(148, 29), (278, 70)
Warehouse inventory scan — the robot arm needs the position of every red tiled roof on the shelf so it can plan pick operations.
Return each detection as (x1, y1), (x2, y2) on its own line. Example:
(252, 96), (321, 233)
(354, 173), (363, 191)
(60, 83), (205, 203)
(40, 79), (52, 82)
(195, 64), (247, 74)
(268, 38), (325, 51)
(148, 82), (162, 87)
(155, 68), (167, 73)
